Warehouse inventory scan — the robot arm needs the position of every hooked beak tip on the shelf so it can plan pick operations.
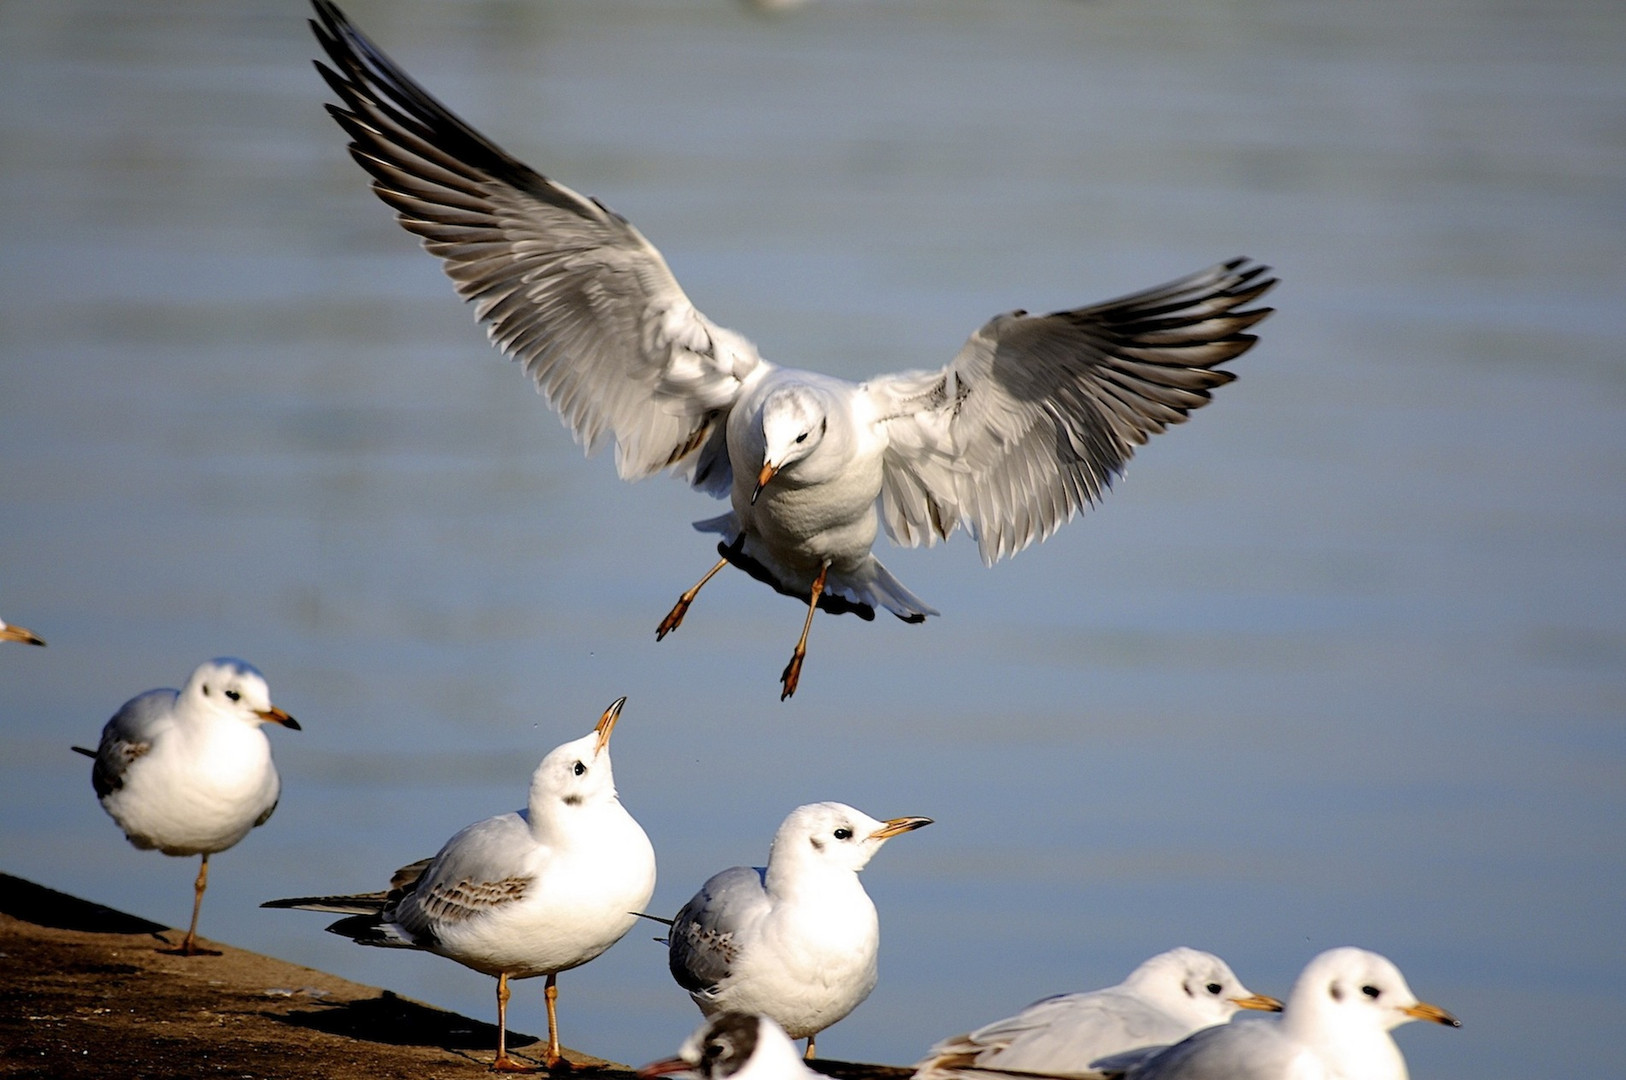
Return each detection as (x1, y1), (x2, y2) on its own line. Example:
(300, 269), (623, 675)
(257, 707), (300, 731)
(594, 696), (627, 754)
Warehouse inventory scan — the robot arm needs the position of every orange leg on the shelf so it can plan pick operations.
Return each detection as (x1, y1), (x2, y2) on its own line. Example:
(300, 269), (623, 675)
(490, 972), (535, 1072)
(165, 854), (222, 956)
(543, 973), (564, 1069)
(804, 1032), (818, 1060)
(657, 557), (730, 640)
(779, 561), (829, 700)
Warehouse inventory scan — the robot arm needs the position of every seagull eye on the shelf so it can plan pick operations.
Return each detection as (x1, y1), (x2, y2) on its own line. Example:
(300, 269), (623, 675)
(1206, 982), (1223, 995)
(1362, 985), (1381, 999)
(795, 432), (808, 443)
(833, 827), (853, 840)
(573, 761), (587, 776)
(225, 689), (242, 702)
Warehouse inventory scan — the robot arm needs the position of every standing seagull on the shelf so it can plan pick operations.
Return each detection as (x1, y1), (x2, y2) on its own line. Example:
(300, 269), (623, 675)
(0, 614), (45, 646)
(308, 1), (1277, 699)
(1091, 947), (1460, 1080)
(915, 948), (1281, 1080)
(641, 1013), (821, 1080)
(264, 698), (655, 1072)
(666, 802), (933, 1058)
(72, 658), (300, 955)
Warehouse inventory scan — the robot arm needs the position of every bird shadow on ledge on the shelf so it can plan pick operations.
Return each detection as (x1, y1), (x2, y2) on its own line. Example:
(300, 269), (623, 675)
(272, 989), (538, 1051)
(0, 872), (169, 937)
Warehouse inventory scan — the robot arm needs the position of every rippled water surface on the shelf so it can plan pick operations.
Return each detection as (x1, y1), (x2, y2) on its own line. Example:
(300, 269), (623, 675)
(2, 1), (1623, 1077)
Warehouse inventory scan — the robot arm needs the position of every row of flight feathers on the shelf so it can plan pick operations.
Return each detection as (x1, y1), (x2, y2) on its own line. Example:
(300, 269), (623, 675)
(14, 645), (1458, 1080)
(11, 0), (1453, 1072)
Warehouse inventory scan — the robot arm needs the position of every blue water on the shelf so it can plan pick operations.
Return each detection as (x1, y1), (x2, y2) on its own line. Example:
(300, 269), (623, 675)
(2, 1), (1623, 1077)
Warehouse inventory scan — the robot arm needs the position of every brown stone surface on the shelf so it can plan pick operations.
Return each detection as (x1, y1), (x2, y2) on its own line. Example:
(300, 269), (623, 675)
(0, 873), (912, 1080)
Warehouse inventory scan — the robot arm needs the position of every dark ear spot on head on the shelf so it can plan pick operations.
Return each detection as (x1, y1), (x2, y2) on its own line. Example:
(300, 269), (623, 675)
(1183, 981), (1195, 998)
(810, 837), (825, 853)
(1330, 984), (1344, 1002)
(202, 684), (211, 696)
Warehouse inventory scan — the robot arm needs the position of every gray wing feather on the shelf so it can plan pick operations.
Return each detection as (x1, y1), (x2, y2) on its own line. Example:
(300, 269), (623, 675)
(872, 260), (1275, 565)
(387, 814), (535, 938)
(86, 689), (177, 800)
(309, 1), (762, 486)
(668, 865), (769, 996)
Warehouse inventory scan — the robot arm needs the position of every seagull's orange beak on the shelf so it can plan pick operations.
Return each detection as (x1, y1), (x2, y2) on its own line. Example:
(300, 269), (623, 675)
(1402, 1000), (1461, 1027)
(0, 623), (45, 646)
(752, 461), (778, 504)
(594, 696), (627, 755)
(255, 706), (301, 731)
(868, 816), (934, 841)
(1231, 993), (1284, 1012)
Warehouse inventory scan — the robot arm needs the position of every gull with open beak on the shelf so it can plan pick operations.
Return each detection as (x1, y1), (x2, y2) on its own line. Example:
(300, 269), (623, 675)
(914, 948), (1281, 1080)
(664, 802), (933, 1059)
(1089, 947), (1459, 1080)
(72, 657), (300, 956)
(264, 698), (655, 1072)
(308, 0), (1276, 699)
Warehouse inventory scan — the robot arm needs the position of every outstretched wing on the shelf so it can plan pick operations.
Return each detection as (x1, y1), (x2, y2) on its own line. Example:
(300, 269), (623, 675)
(310, 1), (762, 491)
(870, 259), (1275, 564)
(668, 865), (770, 997)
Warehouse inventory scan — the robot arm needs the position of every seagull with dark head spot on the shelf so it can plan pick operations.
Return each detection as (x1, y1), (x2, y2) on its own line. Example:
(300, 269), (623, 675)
(641, 1013), (819, 1080)
(1090, 948), (1460, 1080)
(915, 948), (1281, 1080)
(264, 698), (654, 1072)
(665, 802), (932, 1059)
(73, 657), (300, 956)
(307, 0), (1277, 699)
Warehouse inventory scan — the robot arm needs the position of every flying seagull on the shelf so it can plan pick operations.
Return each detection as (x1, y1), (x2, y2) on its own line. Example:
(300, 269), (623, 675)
(310, 0), (1276, 698)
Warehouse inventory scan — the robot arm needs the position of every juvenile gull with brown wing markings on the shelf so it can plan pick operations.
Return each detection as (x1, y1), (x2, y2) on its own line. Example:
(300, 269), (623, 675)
(308, 0), (1277, 698)
(265, 698), (655, 1071)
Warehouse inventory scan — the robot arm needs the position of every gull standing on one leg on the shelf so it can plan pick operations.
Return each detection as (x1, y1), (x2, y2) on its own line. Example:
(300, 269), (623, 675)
(264, 698), (655, 1072)
(307, 1), (1277, 698)
(665, 802), (932, 1059)
(73, 657), (300, 956)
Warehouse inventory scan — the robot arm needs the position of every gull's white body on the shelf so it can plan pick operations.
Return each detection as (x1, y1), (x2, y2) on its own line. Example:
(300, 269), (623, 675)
(86, 658), (287, 857)
(668, 802), (931, 1045)
(915, 948), (1278, 1080)
(715, 368), (909, 609)
(1093, 948), (1459, 1080)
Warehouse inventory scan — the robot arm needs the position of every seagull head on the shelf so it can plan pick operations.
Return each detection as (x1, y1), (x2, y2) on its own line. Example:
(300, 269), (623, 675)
(1124, 947), (1283, 1027)
(1284, 947), (1459, 1043)
(641, 1012), (811, 1080)
(767, 801), (932, 878)
(180, 657), (299, 730)
(530, 696), (628, 813)
(753, 387), (829, 502)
